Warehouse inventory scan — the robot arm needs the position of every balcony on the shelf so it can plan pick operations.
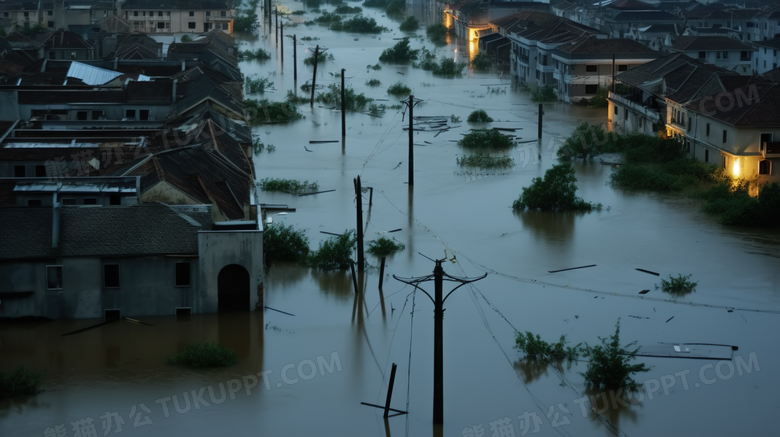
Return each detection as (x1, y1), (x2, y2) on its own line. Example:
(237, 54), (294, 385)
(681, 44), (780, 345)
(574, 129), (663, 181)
(608, 92), (660, 123)
(518, 55), (529, 66)
(205, 13), (233, 22)
(536, 63), (554, 73)
(762, 141), (780, 158)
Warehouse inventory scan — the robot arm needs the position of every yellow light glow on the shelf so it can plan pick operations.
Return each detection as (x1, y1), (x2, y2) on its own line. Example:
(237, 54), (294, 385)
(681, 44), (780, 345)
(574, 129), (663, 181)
(732, 158), (740, 177)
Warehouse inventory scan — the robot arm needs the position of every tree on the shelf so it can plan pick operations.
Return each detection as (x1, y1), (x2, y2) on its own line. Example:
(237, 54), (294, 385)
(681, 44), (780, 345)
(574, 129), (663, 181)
(581, 319), (650, 391)
(379, 38), (418, 63)
(512, 162), (601, 211)
(307, 230), (357, 271)
(180, 34), (193, 42)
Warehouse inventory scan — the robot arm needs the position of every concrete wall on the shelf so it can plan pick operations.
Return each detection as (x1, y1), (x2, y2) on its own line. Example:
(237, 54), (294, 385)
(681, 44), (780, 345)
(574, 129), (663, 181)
(0, 255), (203, 319)
(197, 229), (263, 314)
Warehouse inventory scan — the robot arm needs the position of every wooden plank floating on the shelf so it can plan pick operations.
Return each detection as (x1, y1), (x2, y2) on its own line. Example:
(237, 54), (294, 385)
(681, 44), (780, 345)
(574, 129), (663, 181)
(633, 342), (737, 360)
(639, 289), (650, 295)
(298, 189), (336, 197)
(265, 306), (295, 316)
(320, 231), (343, 236)
(309, 140), (339, 144)
(548, 264), (597, 273)
(387, 228), (402, 233)
(636, 268), (660, 276)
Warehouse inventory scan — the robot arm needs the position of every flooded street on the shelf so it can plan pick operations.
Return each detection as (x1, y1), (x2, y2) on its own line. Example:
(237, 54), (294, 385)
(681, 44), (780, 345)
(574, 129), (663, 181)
(3, 2), (780, 437)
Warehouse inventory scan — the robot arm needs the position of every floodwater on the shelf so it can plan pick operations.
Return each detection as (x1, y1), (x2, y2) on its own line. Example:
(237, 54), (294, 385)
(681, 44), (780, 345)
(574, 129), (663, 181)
(3, 2), (780, 437)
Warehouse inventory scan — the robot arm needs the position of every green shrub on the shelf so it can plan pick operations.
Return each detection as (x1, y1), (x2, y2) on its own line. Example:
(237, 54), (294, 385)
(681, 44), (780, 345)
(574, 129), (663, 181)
(379, 38), (419, 63)
(366, 78), (382, 87)
(514, 332), (581, 360)
(330, 15), (387, 33)
(470, 52), (491, 72)
(233, 0), (260, 33)
(316, 83), (373, 111)
(245, 76), (274, 94)
(467, 109), (493, 123)
(581, 319), (649, 391)
(385, 0), (404, 15)
(334, 4), (362, 13)
(658, 274), (697, 296)
(531, 85), (556, 102)
(414, 47), (465, 76)
(589, 86), (610, 108)
(457, 154), (514, 169)
(387, 81), (411, 97)
(450, 114), (461, 123)
(166, 343), (238, 368)
(513, 162), (602, 211)
(285, 90), (310, 105)
(303, 50), (335, 66)
(180, 34), (193, 42)
(399, 16), (419, 31)
(241, 48), (271, 61)
(0, 365), (43, 398)
(426, 24), (451, 46)
(252, 137), (275, 154)
(307, 230), (357, 271)
(366, 236), (405, 257)
(701, 180), (780, 227)
(259, 178), (319, 194)
(458, 129), (512, 151)
(368, 63), (382, 70)
(264, 222), (310, 265)
(362, 0), (391, 7)
(245, 99), (304, 124)
(314, 11), (343, 24)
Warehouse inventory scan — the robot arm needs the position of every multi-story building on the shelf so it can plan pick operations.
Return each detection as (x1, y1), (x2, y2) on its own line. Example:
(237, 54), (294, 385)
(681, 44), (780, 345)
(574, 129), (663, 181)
(670, 35), (756, 74)
(119, 0), (235, 34)
(753, 38), (780, 74)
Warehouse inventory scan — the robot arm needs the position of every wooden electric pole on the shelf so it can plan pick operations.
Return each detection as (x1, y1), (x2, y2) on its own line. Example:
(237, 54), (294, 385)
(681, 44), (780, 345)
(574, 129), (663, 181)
(401, 95), (422, 186)
(275, 7), (278, 46)
(394, 260), (486, 424)
(538, 103), (543, 141)
(310, 45), (319, 107)
(353, 175), (365, 272)
(280, 21), (284, 62)
(293, 35), (297, 82)
(341, 68), (346, 138)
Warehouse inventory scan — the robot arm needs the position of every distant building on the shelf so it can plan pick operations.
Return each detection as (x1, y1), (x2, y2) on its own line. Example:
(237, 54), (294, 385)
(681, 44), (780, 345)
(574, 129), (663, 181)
(119, 0), (235, 34)
(753, 38), (780, 74)
(670, 35), (756, 74)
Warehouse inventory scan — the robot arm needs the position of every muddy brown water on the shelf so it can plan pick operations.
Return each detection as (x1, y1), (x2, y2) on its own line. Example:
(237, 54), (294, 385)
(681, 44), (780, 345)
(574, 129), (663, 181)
(3, 3), (780, 437)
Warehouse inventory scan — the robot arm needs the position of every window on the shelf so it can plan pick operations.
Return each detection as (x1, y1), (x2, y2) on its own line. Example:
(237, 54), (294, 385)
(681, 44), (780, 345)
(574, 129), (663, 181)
(215, 23), (221, 29)
(158, 22), (165, 29)
(28, 199), (41, 207)
(62, 198), (77, 205)
(176, 263), (191, 287)
(134, 11), (138, 16)
(206, 11), (211, 16)
(149, 11), (153, 16)
(585, 84), (598, 94)
(139, 109), (150, 121)
(49, 51), (56, 60)
(706, 123), (710, 136)
(35, 165), (46, 177)
(158, 11), (163, 16)
(705, 149), (709, 163)
(84, 198), (97, 205)
(48, 10), (53, 16)
(48, 21), (54, 27)
(24, 12), (29, 17)
(14, 166), (25, 177)
(639, 117), (643, 128)
(110, 195), (121, 205)
(77, 111), (88, 121)
(624, 108), (628, 120)
(699, 51), (706, 59)
(92, 110), (104, 120)
(614, 105), (618, 115)
(723, 130), (728, 143)
(47, 266), (63, 290)
(759, 160), (772, 175)
(586, 65), (597, 73)
(188, 22), (196, 29)
(221, 10), (226, 17)
(3, 12), (8, 17)
(104, 264), (120, 288)
(618, 64), (628, 71)
(189, 11), (195, 17)
(125, 109), (136, 119)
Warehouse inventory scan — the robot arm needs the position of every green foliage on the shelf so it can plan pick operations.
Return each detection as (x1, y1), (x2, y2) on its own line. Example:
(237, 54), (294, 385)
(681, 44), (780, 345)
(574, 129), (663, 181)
(366, 236), (405, 257)
(557, 123), (617, 160)
(285, 90), (310, 105)
(470, 52), (492, 72)
(0, 365), (43, 398)
(581, 319), (650, 391)
(458, 129), (513, 151)
(701, 180), (780, 227)
(531, 85), (557, 102)
(259, 178), (319, 194)
(245, 99), (304, 124)
(368, 63), (382, 70)
(316, 83), (373, 111)
(241, 48), (271, 61)
(514, 332), (582, 360)
(233, 0), (260, 33)
(513, 162), (602, 211)
(589, 86), (610, 108)
(457, 154), (514, 169)
(334, 4), (362, 13)
(20, 22), (48, 36)
(385, 0), (404, 15)
(379, 38), (419, 63)
(658, 274), (697, 296)
(366, 78), (382, 87)
(426, 24), (451, 46)
(387, 81), (411, 97)
(264, 222), (310, 265)
(291, 10), (306, 15)
(450, 114), (461, 123)
(251, 137), (275, 154)
(307, 230), (357, 271)
(314, 11), (342, 24)
(330, 15), (387, 33)
(166, 343), (238, 368)
(414, 47), (465, 76)
(467, 109), (493, 123)
(301, 36), (320, 41)
(245, 76), (274, 94)
(362, 0), (391, 8)
(399, 16), (419, 32)
(303, 50), (335, 65)
(180, 34), (193, 42)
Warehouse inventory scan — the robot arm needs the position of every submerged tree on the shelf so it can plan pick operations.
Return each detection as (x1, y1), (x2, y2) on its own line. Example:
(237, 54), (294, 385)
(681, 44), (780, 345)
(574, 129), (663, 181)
(513, 162), (602, 212)
(581, 319), (650, 391)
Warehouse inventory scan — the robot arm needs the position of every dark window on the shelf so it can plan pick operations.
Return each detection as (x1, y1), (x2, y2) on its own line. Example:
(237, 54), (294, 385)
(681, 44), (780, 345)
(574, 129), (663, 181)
(158, 11), (163, 16)
(62, 198), (77, 205)
(618, 64), (628, 71)
(706, 123), (710, 136)
(104, 264), (120, 288)
(14, 165), (25, 177)
(48, 10), (53, 16)
(48, 21), (54, 28)
(723, 130), (728, 143)
(206, 11), (211, 16)
(49, 51), (56, 60)
(24, 12), (29, 17)
(47, 266), (63, 289)
(157, 22), (165, 29)
(189, 11), (195, 16)
(586, 65), (597, 73)
(699, 51), (706, 59)
(139, 109), (150, 120)
(221, 10), (226, 17)
(188, 22), (196, 29)
(614, 105), (618, 115)
(687, 117), (691, 131)
(28, 199), (41, 207)
(92, 110), (104, 120)
(705, 149), (709, 163)
(624, 108), (628, 120)
(125, 109), (136, 119)
(134, 11), (139, 16)
(84, 198), (97, 205)
(77, 111), (88, 121)
(35, 165), (46, 177)
(585, 84), (598, 94)
(759, 160), (771, 175)
(176, 263), (191, 287)
(110, 195), (121, 205)
(760, 133), (773, 151)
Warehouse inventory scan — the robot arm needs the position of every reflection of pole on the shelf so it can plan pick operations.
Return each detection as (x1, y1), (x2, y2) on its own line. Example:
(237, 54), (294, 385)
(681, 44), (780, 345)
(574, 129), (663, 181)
(354, 175), (365, 272)
(378, 256), (386, 290)
(384, 363), (398, 418)
(275, 7), (278, 45)
(310, 45), (319, 107)
(341, 68), (346, 138)
(611, 53), (616, 93)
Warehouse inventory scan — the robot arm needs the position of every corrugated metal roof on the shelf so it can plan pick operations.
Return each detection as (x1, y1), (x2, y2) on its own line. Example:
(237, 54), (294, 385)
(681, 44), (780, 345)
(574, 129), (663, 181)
(13, 181), (137, 194)
(66, 61), (122, 86)
(5, 142), (101, 148)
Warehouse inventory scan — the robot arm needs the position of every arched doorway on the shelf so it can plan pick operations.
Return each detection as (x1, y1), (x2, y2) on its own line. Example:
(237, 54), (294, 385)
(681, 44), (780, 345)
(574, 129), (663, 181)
(218, 264), (250, 312)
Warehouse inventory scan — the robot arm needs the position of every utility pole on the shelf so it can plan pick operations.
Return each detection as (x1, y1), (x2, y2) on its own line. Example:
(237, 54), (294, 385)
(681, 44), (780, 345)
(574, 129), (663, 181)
(611, 53), (616, 93)
(401, 95), (422, 186)
(293, 35), (297, 82)
(341, 68), (346, 138)
(280, 21), (284, 62)
(394, 260), (486, 424)
(353, 175), (365, 272)
(310, 45), (319, 107)
(275, 7), (278, 46)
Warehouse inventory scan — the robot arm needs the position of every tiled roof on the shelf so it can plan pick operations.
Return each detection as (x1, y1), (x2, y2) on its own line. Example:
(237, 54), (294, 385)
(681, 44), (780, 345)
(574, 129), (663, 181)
(0, 203), (208, 259)
(515, 18), (605, 43)
(606, 0), (655, 10)
(173, 63), (244, 118)
(672, 36), (755, 51)
(611, 10), (683, 22)
(686, 83), (780, 127)
(34, 30), (94, 50)
(615, 52), (737, 93)
(754, 38), (780, 49)
(555, 35), (659, 55)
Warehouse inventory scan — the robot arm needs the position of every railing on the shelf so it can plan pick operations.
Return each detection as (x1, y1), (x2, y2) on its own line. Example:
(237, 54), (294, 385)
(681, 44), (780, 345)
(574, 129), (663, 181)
(608, 92), (661, 123)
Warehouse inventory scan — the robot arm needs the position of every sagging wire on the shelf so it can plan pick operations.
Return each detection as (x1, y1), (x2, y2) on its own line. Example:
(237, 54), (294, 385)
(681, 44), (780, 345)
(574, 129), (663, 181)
(405, 287), (418, 437)
(375, 288), (414, 406)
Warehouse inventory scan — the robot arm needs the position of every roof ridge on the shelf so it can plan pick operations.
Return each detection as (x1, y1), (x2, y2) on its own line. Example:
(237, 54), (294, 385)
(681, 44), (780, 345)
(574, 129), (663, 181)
(732, 83), (772, 126)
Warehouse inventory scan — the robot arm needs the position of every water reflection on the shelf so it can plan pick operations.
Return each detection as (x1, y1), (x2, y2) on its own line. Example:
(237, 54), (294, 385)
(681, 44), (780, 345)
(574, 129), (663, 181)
(514, 210), (580, 245)
(312, 269), (353, 300)
(512, 358), (577, 385)
(583, 387), (641, 430)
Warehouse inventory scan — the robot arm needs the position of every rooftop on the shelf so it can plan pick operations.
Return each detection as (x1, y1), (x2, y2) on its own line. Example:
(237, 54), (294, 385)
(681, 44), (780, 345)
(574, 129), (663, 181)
(671, 35), (755, 52)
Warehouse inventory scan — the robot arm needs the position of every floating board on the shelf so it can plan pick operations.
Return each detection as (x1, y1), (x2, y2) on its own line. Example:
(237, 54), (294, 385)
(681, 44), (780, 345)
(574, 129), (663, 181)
(633, 342), (737, 360)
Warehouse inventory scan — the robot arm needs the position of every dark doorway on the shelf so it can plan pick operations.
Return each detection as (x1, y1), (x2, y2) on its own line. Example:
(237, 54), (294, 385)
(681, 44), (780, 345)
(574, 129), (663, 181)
(218, 264), (250, 312)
